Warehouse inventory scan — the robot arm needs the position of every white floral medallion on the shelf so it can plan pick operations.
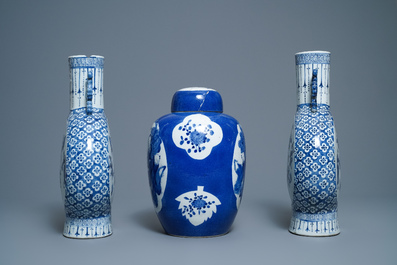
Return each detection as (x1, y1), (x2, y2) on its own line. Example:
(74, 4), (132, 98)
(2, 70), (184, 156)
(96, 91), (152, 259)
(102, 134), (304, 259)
(148, 123), (168, 213)
(175, 186), (221, 226)
(172, 114), (223, 160)
(232, 124), (246, 208)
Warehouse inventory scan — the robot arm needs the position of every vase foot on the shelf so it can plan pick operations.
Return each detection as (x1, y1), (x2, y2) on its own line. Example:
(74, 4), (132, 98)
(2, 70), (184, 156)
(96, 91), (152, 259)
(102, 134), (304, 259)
(288, 212), (340, 237)
(63, 216), (112, 239)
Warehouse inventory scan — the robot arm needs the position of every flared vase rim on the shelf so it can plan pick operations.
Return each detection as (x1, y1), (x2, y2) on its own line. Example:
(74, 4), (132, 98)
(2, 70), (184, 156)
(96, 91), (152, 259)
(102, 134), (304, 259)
(295, 50), (330, 55)
(68, 55), (104, 59)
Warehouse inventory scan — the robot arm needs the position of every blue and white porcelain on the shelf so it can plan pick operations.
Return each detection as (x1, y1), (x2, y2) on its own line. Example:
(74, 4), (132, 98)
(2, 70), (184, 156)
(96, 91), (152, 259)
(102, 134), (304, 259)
(148, 87), (246, 237)
(60, 55), (114, 239)
(287, 51), (341, 236)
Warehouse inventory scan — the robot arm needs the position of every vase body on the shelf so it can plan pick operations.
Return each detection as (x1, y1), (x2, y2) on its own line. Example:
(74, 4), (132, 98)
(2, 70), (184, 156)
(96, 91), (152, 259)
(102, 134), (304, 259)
(148, 87), (246, 237)
(60, 55), (114, 238)
(287, 51), (340, 236)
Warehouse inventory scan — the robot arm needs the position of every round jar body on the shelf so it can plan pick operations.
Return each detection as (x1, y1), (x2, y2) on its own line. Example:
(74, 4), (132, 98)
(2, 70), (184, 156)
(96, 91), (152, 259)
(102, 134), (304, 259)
(148, 88), (246, 237)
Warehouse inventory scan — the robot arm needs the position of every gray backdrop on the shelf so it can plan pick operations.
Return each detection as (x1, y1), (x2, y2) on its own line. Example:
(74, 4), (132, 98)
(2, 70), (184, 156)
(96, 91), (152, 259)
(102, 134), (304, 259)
(1, 0), (396, 264)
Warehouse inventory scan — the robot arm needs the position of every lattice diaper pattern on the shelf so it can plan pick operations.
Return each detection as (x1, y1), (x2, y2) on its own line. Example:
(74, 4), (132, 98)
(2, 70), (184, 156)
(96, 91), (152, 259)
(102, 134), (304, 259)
(292, 104), (338, 215)
(62, 108), (113, 227)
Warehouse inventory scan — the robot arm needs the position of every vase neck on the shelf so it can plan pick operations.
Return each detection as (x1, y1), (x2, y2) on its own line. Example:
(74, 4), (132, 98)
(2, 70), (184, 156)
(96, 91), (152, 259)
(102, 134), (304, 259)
(295, 51), (330, 107)
(69, 55), (105, 111)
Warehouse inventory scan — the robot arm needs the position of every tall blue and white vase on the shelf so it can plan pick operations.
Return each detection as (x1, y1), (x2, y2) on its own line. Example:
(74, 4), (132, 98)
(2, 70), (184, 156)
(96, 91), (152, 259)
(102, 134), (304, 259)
(148, 87), (246, 237)
(287, 51), (341, 236)
(60, 55), (114, 239)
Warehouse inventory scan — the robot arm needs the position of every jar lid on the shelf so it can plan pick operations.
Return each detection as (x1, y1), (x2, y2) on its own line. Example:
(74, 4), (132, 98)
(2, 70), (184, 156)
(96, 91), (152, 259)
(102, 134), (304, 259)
(171, 87), (223, 113)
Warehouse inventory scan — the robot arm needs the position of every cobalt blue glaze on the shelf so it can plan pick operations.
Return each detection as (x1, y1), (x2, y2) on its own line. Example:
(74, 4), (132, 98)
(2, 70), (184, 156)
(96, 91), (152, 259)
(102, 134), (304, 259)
(171, 88), (223, 112)
(148, 87), (246, 237)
